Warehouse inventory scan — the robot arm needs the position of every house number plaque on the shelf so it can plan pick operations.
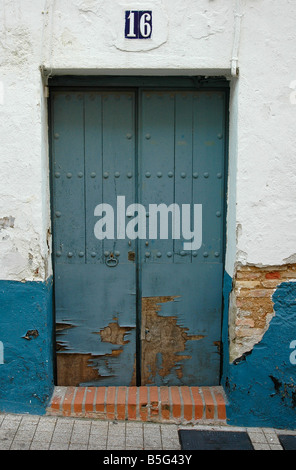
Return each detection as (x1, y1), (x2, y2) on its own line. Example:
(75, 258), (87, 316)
(125, 11), (152, 39)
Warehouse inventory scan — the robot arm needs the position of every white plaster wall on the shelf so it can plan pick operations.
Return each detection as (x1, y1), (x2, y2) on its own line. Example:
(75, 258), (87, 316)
(41, 0), (234, 73)
(0, 0), (51, 281)
(234, 1), (296, 269)
(0, 0), (296, 281)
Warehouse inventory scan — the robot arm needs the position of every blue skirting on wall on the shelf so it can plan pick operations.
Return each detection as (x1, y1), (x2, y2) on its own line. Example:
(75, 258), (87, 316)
(1, 271), (296, 430)
(0, 277), (54, 415)
(222, 274), (296, 430)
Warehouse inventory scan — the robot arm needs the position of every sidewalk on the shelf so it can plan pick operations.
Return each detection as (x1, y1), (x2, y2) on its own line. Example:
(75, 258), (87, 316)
(0, 412), (294, 450)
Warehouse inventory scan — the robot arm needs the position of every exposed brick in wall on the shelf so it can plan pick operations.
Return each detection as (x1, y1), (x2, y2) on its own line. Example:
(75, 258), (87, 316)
(229, 264), (296, 362)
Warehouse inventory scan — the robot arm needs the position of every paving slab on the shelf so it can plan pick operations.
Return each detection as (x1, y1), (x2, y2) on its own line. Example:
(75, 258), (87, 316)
(0, 412), (295, 450)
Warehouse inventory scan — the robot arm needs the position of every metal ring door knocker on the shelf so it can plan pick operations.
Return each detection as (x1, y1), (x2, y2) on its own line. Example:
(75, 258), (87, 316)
(105, 252), (119, 267)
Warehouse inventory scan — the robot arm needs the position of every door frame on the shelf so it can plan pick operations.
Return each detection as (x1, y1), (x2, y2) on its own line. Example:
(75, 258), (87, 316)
(48, 75), (230, 386)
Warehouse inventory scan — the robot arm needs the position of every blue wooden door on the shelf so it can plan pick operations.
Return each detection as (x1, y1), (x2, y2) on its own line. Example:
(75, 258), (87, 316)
(51, 88), (225, 386)
(139, 91), (225, 385)
(52, 91), (137, 386)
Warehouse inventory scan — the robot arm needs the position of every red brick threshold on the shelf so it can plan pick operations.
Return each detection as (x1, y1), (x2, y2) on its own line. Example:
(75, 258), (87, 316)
(46, 386), (227, 424)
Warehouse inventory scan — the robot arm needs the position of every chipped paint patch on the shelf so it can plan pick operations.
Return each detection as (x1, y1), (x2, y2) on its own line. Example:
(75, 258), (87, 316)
(56, 321), (136, 386)
(57, 353), (101, 386)
(22, 329), (39, 341)
(97, 321), (134, 345)
(141, 296), (204, 384)
(56, 348), (131, 386)
(0, 216), (15, 230)
(56, 323), (76, 352)
(224, 280), (296, 429)
(229, 264), (296, 362)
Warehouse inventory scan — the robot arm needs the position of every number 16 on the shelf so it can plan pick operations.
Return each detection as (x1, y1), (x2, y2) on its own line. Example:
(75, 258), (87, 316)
(125, 11), (152, 39)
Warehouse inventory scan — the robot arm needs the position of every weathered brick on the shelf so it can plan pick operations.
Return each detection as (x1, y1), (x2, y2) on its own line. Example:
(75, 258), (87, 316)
(106, 387), (116, 420)
(73, 387), (86, 415)
(236, 297), (273, 311)
(236, 280), (262, 289)
(47, 386), (227, 424)
(238, 288), (273, 298)
(281, 271), (296, 279)
(201, 387), (215, 419)
(261, 279), (281, 288)
(190, 387), (203, 420)
(63, 387), (75, 416)
(236, 327), (263, 338)
(235, 317), (255, 327)
(180, 387), (193, 421)
(149, 386), (159, 417)
(95, 387), (106, 414)
(213, 388), (227, 420)
(160, 387), (170, 420)
(127, 387), (137, 420)
(229, 264), (289, 360)
(171, 387), (182, 420)
(139, 386), (148, 421)
(116, 386), (127, 421)
(259, 265), (287, 272)
(238, 266), (259, 272)
(265, 271), (281, 279)
(84, 387), (96, 416)
(236, 271), (263, 280)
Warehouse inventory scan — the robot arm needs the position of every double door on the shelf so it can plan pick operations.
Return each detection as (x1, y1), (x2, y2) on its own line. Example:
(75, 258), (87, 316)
(51, 88), (226, 386)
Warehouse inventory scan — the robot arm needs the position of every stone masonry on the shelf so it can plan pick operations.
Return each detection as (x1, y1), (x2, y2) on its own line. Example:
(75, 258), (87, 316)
(229, 264), (296, 362)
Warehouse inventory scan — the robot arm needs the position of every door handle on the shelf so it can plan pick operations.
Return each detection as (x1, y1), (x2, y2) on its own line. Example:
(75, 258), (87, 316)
(105, 253), (119, 267)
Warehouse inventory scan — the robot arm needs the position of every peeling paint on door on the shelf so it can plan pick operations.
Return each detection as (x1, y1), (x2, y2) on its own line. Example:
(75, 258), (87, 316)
(97, 321), (134, 345)
(141, 296), (205, 384)
(57, 353), (102, 386)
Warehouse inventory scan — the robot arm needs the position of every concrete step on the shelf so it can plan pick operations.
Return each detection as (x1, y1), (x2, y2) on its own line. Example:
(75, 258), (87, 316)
(46, 386), (227, 425)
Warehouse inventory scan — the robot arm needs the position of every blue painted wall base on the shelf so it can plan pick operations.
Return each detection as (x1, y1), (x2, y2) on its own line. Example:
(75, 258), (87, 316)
(0, 278), (54, 415)
(222, 273), (296, 430)
(1, 270), (295, 429)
